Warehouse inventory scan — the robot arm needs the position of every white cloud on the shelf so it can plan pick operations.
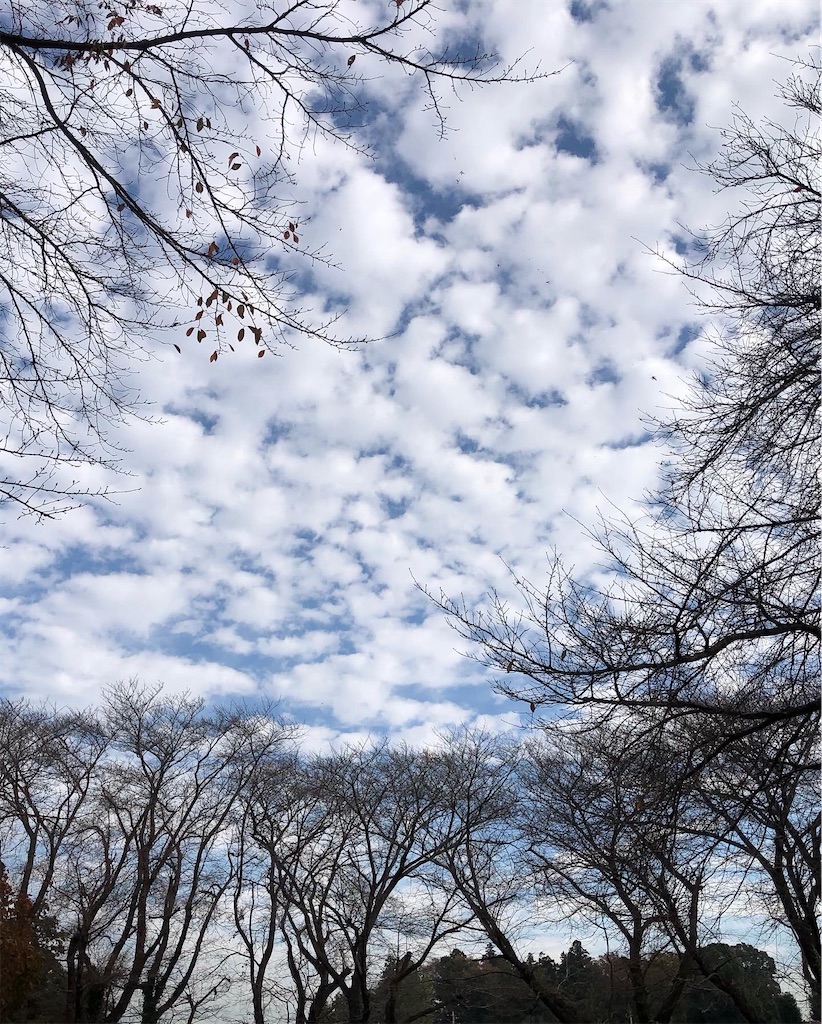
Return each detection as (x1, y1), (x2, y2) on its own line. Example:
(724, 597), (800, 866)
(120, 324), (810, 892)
(1, 2), (817, 744)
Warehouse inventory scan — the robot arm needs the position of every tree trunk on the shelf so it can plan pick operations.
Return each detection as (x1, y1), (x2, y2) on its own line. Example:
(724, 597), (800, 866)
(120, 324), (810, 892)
(141, 976), (160, 1024)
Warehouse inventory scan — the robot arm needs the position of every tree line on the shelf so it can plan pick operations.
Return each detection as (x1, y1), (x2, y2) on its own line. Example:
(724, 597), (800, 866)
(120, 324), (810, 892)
(327, 942), (802, 1024)
(0, 683), (814, 1023)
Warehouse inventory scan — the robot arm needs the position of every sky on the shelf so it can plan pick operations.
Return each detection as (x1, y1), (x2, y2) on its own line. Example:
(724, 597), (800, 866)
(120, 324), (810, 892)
(0, 0), (818, 754)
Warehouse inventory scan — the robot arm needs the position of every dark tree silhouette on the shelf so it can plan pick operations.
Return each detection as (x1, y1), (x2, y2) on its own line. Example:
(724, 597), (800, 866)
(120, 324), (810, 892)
(246, 741), (473, 1024)
(431, 56), (820, 773)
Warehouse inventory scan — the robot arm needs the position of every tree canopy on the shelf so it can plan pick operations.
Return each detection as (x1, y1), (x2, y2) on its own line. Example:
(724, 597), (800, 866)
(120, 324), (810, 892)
(0, 688), (813, 1022)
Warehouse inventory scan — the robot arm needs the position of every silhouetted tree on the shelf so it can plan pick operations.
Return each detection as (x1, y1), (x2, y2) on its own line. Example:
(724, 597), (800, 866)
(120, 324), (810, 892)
(677, 944), (800, 1024)
(247, 741), (473, 1024)
(521, 727), (699, 1024)
(431, 55), (820, 771)
(0, 684), (290, 1023)
(687, 726), (820, 1008)
(428, 733), (582, 1024)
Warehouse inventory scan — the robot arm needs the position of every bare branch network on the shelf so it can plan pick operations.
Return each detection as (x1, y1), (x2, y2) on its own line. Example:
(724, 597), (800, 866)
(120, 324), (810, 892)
(1, 686), (814, 1022)
(0, 0), (554, 516)
(426, 56), (821, 767)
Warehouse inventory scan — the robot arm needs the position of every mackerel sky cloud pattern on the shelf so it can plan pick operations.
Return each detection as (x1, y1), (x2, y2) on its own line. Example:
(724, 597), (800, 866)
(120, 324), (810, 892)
(0, 0), (817, 751)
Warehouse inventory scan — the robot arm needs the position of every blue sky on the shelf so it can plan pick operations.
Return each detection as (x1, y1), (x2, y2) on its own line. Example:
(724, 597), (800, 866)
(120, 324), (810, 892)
(1, 0), (817, 758)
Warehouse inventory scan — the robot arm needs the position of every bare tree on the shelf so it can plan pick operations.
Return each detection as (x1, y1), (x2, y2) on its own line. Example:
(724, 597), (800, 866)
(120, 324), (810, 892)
(318, 743), (474, 1024)
(431, 57), (820, 772)
(686, 724), (820, 1009)
(0, 0), (553, 517)
(426, 730), (583, 1024)
(0, 698), (109, 920)
(245, 741), (476, 1024)
(86, 685), (291, 1024)
(242, 750), (357, 1024)
(0, 683), (291, 1023)
(229, 748), (321, 1024)
(521, 727), (694, 1024)
(518, 719), (814, 1023)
